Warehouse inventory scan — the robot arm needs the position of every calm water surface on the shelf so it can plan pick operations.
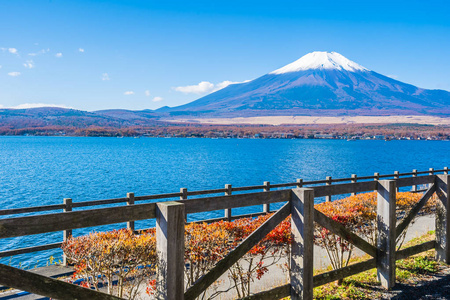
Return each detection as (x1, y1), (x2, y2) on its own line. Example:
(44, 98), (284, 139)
(0, 136), (448, 267)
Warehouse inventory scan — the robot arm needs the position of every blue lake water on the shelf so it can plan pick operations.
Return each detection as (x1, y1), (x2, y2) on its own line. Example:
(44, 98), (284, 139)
(0, 136), (449, 267)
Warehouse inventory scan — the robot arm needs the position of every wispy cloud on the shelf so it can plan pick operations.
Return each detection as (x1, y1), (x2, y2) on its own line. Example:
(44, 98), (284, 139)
(145, 90), (151, 97)
(55, 53), (63, 58)
(23, 60), (34, 68)
(8, 72), (21, 77)
(28, 48), (49, 56)
(124, 91), (135, 95)
(6, 103), (72, 109)
(173, 80), (250, 95)
(78, 48), (85, 53)
(152, 96), (163, 102)
(101, 73), (110, 81)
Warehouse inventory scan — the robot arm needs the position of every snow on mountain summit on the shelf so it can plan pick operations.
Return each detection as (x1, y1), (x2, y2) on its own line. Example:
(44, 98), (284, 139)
(270, 51), (369, 74)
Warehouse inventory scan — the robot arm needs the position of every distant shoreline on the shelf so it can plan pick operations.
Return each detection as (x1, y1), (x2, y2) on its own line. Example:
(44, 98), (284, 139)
(164, 115), (450, 126)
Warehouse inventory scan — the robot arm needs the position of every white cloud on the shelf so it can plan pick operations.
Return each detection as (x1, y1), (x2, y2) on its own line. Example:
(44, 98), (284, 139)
(55, 52), (63, 58)
(152, 96), (163, 102)
(124, 91), (135, 95)
(78, 48), (85, 53)
(23, 60), (34, 68)
(7, 103), (72, 109)
(145, 90), (151, 97)
(173, 80), (250, 95)
(8, 48), (18, 55)
(101, 73), (110, 81)
(28, 48), (49, 56)
(8, 72), (21, 77)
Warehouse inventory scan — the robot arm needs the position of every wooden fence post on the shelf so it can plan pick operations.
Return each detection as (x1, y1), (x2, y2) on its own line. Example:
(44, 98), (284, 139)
(436, 174), (450, 263)
(429, 168), (435, 189)
(296, 179), (303, 188)
(156, 201), (185, 300)
(263, 181), (270, 213)
(394, 171), (399, 192)
(180, 188), (187, 221)
(127, 193), (135, 232)
(376, 180), (396, 290)
(351, 174), (357, 196)
(326, 176), (332, 202)
(224, 184), (232, 221)
(444, 167), (449, 175)
(291, 188), (314, 300)
(63, 198), (72, 266)
(412, 169), (418, 192)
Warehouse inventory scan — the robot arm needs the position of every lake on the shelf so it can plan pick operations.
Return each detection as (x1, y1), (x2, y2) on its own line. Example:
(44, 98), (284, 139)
(0, 136), (448, 267)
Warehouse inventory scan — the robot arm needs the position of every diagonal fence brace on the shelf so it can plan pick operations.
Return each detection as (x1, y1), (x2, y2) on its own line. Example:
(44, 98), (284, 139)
(184, 201), (291, 300)
(314, 209), (378, 257)
(396, 184), (436, 239)
(0, 263), (124, 300)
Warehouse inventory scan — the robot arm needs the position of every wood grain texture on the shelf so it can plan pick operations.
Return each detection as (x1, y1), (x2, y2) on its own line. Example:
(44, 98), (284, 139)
(377, 180), (396, 289)
(181, 190), (290, 214)
(290, 188), (314, 300)
(0, 202), (157, 238)
(0, 263), (124, 300)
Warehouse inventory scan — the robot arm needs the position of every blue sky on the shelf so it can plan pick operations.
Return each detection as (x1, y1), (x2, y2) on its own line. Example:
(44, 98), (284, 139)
(0, 0), (449, 111)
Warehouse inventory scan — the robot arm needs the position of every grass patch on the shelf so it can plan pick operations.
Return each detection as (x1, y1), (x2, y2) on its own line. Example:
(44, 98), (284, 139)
(312, 230), (443, 299)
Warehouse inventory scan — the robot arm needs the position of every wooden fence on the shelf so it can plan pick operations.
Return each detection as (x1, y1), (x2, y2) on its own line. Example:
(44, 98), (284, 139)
(0, 167), (448, 299)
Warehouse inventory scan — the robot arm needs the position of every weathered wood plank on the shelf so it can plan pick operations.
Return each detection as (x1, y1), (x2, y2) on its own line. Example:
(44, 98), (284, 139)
(436, 174), (450, 263)
(0, 242), (62, 257)
(291, 188), (314, 300)
(396, 184), (435, 239)
(396, 175), (434, 188)
(313, 258), (376, 287)
(0, 263), (124, 300)
(396, 240), (436, 260)
(377, 180), (396, 290)
(0, 204), (65, 216)
(187, 188), (226, 196)
(0, 202), (157, 238)
(156, 202), (185, 300)
(314, 209), (377, 257)
(313, 181), (377, 198)
(181, 190), (290, 214)
(184, 201), (291, 300)
(240, 284), (290, 300)
(71, 197), (128, 208)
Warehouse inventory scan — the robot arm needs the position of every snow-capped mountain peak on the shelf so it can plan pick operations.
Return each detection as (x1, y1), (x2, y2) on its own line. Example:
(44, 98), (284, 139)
(270, 51), (369, 74)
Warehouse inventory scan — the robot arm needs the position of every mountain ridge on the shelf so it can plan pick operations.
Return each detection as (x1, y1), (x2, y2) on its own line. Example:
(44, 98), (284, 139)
(161, 51), (450, 117)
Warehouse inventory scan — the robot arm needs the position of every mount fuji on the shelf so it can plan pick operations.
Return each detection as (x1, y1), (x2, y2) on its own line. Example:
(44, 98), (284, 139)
(161, 51), (450, 117)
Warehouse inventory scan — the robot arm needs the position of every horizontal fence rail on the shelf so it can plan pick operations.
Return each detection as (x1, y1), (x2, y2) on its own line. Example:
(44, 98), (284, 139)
(0, 169), (446, 260)
(0, 168), (448, 300)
